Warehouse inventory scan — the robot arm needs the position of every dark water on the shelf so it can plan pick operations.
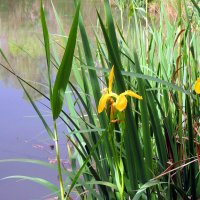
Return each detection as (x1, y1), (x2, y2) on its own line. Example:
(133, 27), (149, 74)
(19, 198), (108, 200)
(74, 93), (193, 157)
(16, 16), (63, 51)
(0, 1), (102, 199)
(0, 82), (59, 200)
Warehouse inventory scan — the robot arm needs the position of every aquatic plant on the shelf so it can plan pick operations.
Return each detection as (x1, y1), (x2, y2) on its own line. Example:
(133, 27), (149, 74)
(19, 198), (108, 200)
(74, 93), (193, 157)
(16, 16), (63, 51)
(0, 0), (200, 199)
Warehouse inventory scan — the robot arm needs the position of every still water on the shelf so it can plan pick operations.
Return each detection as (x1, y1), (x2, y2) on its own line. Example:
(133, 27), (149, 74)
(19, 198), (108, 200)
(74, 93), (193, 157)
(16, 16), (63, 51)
(0, 1), (102, 199)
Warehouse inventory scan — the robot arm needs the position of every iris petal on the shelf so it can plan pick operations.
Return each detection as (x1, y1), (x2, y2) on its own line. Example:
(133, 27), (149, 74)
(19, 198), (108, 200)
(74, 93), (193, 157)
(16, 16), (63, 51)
(194, 78), (200, 94)
(115, 94), (127, 112)
(109, 66), (114, 93)
(98, 66), (143, 115)
(124, 90), (143, 100)
(98, 94), (110, 113)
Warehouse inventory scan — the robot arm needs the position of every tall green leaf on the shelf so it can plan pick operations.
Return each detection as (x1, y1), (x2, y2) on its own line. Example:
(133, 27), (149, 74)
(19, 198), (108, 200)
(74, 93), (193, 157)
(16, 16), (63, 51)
(186, 95), (196, 199)
(19, 80), (54, 139)
(40, 0), (52, 98)
(97, 7), (146, 190)
(52, 2), (80, 120)
(78, 8), (112, 189)
(134, 53), (152, 178)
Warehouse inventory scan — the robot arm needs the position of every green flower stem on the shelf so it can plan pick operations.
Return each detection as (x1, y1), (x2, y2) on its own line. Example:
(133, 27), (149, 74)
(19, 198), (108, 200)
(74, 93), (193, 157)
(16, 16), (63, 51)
(119, 118), (125, 200)
(53, 120), (65, 200)
(108, 111), (125, 200)
(108, 123), (122, 199)
(108, 123), (118, 166)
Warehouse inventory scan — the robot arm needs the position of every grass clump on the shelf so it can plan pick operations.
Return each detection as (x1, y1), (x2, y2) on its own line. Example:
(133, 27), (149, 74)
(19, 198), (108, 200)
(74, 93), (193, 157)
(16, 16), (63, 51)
(0, 0), (200, 199)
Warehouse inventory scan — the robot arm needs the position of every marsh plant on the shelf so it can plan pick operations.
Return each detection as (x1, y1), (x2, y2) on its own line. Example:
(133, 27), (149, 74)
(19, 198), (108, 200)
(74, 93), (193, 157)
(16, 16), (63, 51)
(1, 0), (200, 199)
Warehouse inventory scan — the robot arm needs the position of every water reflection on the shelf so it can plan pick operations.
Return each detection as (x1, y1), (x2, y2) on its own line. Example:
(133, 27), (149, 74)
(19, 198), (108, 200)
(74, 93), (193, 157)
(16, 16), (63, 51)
(0, 0), (102, 99)
(0, 1), (102, 199)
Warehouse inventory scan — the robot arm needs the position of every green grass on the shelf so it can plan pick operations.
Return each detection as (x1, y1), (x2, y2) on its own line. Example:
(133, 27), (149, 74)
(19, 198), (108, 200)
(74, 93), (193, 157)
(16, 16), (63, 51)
(0, 0), (200, 199)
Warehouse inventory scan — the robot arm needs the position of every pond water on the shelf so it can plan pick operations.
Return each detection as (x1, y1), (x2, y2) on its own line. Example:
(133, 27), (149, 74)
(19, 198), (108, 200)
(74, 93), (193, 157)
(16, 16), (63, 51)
(0, 0), (103, 199)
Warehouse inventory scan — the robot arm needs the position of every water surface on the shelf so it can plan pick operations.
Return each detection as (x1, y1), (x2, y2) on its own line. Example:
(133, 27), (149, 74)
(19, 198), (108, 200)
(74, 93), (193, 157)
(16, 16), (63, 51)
(0, 1), (102, 199)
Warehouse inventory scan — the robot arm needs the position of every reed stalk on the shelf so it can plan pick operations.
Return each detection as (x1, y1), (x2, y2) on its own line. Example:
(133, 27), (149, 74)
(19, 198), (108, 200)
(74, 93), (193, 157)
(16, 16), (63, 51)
(53, 121), (65, 200)
(177, 0), (183, 145)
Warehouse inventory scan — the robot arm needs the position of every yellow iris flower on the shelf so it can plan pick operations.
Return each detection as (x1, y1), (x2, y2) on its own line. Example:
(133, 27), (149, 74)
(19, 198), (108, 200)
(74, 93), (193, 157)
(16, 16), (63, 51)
(98, 66), (143, 114)
(194, 78), (200, 94)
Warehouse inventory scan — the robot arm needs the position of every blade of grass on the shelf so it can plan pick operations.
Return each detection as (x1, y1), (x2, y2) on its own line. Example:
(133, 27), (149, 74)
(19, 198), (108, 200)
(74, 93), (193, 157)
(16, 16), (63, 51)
(134, 52), (153, 179)
(1, 176), (58, 193)
(19, 80), (54, 139)
(40, 0), (52, 99)
(104, 0), (120, 60)
(186, 95), (196, 199)
(52, 2), (80, 120)
(51, 0), (66, 39)
(78, 60), (191, 95)
(78, 10), (108, 128)
(0, 159), (56, 169)
(133, 180), (166, 200)
(66, 129), (109, 198)
(67, 135), (108, 195)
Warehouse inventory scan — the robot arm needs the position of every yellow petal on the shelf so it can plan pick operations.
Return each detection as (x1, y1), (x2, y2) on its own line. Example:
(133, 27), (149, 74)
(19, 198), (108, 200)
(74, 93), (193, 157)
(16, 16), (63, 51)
(194, 78), (200, 94)
(108, 66), (114, 93)
(124, 90), (143, 100)
(110, 92), (118, 99)
(114, 94), (127, 112)
(98, 94), (110, 113)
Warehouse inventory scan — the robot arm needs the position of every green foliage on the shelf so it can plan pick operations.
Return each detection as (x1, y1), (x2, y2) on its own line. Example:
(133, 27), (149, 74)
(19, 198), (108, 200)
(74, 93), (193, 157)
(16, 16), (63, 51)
(0, 0), (200, 199)
(51, 2), (80, 120)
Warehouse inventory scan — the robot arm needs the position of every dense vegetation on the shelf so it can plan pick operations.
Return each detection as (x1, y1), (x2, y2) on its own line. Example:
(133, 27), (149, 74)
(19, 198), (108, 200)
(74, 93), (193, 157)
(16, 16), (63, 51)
(1, 0), (200, 199)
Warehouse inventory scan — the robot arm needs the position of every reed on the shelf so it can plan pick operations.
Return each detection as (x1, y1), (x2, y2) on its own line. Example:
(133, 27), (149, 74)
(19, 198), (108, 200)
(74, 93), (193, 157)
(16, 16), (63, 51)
(0, 0), (200, 199)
